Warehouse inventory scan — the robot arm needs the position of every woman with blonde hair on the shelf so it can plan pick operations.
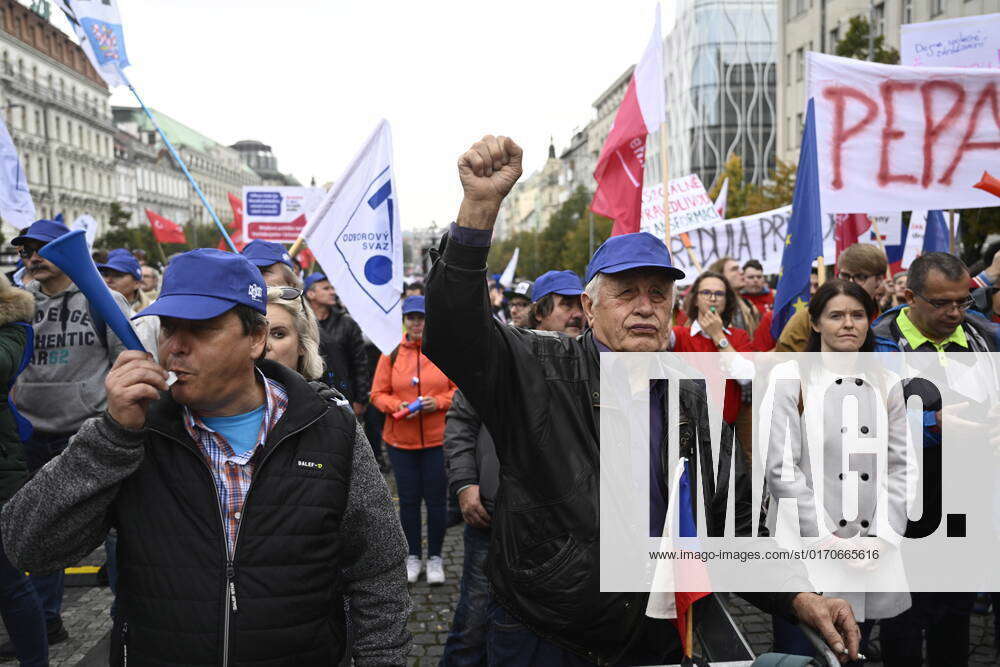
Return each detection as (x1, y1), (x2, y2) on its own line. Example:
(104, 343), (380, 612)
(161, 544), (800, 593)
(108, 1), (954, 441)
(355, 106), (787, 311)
(265, 286), (324, 381)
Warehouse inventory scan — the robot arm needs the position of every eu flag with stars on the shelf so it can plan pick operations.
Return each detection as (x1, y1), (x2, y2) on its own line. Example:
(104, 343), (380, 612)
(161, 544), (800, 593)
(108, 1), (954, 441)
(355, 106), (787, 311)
(771, 98), (824, 339)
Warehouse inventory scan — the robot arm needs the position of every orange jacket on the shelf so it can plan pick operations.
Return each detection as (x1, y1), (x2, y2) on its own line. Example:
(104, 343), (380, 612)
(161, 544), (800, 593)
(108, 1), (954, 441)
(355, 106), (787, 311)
(370, 336), (456, 449)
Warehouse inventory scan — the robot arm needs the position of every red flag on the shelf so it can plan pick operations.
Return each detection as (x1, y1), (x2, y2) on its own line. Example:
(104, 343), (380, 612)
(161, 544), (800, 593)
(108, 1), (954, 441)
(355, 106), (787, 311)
(833, 213), (871, 258)
(227, 192), (243, 229)
(297, 246), (316, 269)
(591, 79), (648, 235)
(218, 226), (247, 252)
(146, 209), (187, 244)
(591, 8), (665, 236)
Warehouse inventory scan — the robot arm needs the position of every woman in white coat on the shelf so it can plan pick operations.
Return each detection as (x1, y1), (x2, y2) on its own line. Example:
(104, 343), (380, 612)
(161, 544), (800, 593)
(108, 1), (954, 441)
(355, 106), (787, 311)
(762, 279), (915, 662)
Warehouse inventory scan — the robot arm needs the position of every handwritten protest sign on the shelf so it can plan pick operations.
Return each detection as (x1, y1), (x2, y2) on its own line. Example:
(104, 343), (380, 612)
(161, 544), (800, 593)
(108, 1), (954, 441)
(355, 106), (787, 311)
(664, 206), (836, 281)
(901, 14), (1000, 69)
(807, 52), (1000, 213)
(641, 173), (723, 236)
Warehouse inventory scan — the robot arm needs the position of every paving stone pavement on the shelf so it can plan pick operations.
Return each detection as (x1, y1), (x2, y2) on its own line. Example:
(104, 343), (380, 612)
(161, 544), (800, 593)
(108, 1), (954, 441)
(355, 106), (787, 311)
(1, 473), (995, 665)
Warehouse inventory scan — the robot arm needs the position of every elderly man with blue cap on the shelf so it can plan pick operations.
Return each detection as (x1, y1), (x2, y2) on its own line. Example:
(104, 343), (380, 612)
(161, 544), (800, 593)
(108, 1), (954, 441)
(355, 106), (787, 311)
(3, 249), (412, 665)
(241, 238), (302, 289)
(4, 218), (133, 650)
(423, 135), (862, 665)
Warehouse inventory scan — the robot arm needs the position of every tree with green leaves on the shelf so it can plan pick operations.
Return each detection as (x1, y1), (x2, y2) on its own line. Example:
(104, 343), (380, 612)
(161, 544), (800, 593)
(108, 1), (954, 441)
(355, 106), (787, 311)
(834, 15), (900, 64)
(488, 187), (612, 280)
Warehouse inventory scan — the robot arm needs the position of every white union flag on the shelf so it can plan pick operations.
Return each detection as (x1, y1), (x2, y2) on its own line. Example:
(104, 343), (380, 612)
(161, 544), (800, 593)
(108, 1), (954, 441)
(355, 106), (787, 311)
(302, 120), (403, 355)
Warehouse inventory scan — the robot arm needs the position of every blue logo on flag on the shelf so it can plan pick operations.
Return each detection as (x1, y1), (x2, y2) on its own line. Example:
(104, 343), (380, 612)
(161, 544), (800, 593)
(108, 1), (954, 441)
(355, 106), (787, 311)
(335, 165), (398, 313)
(79, 19), (129, 67)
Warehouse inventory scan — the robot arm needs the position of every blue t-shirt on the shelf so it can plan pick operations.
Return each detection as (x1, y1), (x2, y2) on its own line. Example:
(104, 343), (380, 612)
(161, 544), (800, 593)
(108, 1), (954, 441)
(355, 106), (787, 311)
(202, 404), (266, 456)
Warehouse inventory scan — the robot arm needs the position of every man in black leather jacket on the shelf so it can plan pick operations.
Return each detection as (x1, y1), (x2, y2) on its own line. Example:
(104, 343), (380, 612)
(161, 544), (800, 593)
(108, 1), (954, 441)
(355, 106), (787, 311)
(424, 134), (861, 665)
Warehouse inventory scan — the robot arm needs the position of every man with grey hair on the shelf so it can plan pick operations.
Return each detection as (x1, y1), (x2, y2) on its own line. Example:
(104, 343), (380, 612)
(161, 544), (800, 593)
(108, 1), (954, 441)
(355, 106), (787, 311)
(425, 134), (861, 664)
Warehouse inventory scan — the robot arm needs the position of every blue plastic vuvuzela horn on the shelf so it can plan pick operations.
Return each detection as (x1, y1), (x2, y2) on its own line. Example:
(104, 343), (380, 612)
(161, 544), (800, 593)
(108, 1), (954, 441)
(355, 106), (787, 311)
(38, 230), (146, 352)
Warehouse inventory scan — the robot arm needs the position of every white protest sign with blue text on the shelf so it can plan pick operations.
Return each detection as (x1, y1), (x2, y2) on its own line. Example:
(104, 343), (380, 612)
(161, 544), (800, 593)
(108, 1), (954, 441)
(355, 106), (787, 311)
(901, 13), (1000, 69)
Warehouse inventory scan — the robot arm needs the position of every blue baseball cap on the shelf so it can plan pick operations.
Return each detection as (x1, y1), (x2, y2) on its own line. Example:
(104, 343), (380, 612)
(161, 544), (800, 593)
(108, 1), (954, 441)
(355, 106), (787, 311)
(134, 249), (266, 320)
(96, 248), (142, 281)
(532, 270), (583, 303)
(11, 218), (71, 246)
(241, 239), (295, 270)
(584, 232), (685, 284)
(402, 295), (425, 315)
(304, 272), (328, 291)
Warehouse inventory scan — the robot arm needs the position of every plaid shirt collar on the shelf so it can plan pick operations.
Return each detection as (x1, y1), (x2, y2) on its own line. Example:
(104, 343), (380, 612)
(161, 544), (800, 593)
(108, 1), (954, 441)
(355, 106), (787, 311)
(182, 368), (287, 463)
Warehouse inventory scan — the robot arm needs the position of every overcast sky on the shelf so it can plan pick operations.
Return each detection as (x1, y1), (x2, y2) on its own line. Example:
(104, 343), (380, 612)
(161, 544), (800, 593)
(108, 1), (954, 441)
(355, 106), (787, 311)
(51, 0), (674, 231)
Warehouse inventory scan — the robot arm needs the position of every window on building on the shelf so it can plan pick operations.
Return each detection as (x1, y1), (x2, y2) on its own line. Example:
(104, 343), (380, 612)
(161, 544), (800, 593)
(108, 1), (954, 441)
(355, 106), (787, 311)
(57, 161), (63, 186)
(70, 165), (76, 189)
(23, 154), (30, 183)
(78, 125), (83, 147)
(797, 112), (804, 146)
(930, 0), (943, 16)
(874, 3), (886, 36)
(55, 116), (61, 141)
(34, 110), (40, 134)
(17, 58), (23, 78)
(796, 47), (805, 81)
(829, 27), (839, 51)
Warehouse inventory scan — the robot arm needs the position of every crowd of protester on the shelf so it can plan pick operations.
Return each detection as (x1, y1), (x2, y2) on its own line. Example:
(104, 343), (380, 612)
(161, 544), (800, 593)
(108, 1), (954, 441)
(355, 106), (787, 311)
(0, 134), (994, 666)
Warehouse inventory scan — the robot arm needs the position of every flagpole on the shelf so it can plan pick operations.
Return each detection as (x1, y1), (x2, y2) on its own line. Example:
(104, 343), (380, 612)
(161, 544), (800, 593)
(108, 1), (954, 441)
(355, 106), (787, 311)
(685, 605), (694, 659)
(816, 256), (826, 286)
(156, 241), (167, 265)
(659, 123), (672, 253)
(659, 123), (701, 272)
(948, 210), (956, 254)
(118, 69), (238, 253)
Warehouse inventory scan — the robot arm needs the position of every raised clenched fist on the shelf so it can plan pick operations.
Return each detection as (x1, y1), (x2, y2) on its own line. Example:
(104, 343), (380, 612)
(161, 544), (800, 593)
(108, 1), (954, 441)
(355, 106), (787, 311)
(457, 135), (523, 208)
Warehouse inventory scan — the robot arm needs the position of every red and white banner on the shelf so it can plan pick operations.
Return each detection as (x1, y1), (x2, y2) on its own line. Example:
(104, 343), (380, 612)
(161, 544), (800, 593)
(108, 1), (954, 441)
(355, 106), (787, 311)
(807, 52), (1000, 213)
(146, 209), (186, 244)
(591, 5), (665, 236)
(242, 186), (326, 242)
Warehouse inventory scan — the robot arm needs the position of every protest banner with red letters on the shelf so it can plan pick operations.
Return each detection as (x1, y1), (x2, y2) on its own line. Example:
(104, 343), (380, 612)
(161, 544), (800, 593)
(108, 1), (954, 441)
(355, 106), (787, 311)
(640, 173), (723, 237)
(807, 52), (1000, 213)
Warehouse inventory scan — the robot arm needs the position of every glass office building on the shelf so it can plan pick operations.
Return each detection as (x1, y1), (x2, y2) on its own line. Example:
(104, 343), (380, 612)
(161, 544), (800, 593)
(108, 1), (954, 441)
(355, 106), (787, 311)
(647, 0), (777, 189)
